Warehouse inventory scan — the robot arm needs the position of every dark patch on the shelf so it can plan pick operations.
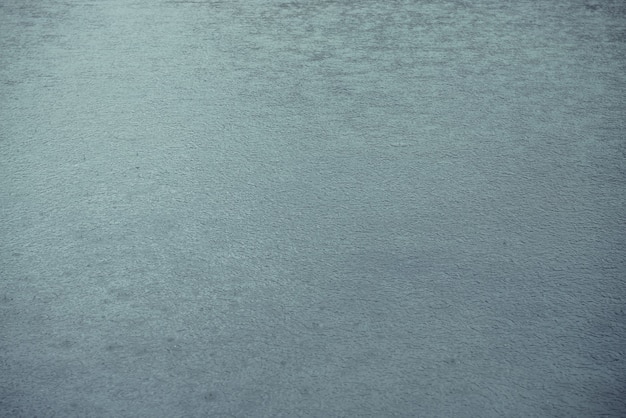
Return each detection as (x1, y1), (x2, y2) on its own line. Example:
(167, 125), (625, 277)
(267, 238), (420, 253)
(1, 294), (14, 303)
(203, 391), (218, 401)
(105, 343), (123, 352)
(59, 339), (74, 349)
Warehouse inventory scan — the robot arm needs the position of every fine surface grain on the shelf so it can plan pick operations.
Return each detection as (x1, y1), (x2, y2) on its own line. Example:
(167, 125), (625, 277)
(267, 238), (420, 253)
(1, 0), (625, 417)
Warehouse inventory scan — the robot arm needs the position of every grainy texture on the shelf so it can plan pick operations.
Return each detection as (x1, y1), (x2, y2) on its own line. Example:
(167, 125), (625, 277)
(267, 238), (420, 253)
(1, 0), (625, 417)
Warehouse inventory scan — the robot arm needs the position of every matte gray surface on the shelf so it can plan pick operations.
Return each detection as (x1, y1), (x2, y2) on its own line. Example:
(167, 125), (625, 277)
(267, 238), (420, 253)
(1, 0), (625, 416)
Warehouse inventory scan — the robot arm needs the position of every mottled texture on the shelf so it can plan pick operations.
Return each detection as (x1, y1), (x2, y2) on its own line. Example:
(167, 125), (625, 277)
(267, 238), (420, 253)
(1, 0), (625, 416)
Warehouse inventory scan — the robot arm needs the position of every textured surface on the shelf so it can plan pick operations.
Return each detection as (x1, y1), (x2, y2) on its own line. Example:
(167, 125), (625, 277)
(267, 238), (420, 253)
(1, 0), (625, 416)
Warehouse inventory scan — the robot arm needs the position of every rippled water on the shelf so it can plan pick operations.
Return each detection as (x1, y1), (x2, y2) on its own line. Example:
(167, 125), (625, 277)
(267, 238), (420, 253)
(1, 1), (625, 416)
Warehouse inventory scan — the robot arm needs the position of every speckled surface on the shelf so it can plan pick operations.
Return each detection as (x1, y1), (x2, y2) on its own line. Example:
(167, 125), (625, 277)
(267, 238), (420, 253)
(1, 0), (625, 416)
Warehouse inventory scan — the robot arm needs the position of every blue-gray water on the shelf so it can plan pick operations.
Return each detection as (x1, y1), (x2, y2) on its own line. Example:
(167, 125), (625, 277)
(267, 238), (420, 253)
(1, 0), (625, 416)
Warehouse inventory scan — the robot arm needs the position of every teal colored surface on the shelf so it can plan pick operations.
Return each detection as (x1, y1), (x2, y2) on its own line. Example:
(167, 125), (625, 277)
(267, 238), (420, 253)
(1, 1), (625, 416)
